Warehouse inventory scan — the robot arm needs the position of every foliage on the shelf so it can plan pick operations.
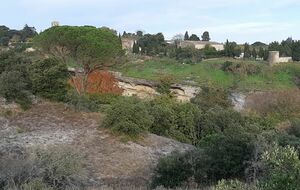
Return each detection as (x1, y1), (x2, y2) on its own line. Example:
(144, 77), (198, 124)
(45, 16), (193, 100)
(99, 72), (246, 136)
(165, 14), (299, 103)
(214, 179), (258, 190)
(137, 33), (165, 56)
(0, 71), (32, 109)
(148, 97), (200, 144)
(184, 31), (189, 41)
(174, 47), (203, 64)
(201, 31), (210, 41)
(116, 57), (298, 91)
(224, 40), (242, 57)
(202, 45), (220, 59)
(221, 61), (262, 75)
(132, 41), (139, 54)
(244, 43), (251, 59)
(292, 41), (300, 61)
(102, 97), (153, 139)
(268, 38), (300, 61)
(0, 51), (32, 109)
(152, 151), (194, 188)
(197, 106), (243, 138)
(29, 58), (68, 101)
(34, 26), (123, 94)
(196, 130), (255, 184)
(260, 145), (300, 190)
(147, 97), (177, 136)
(157, 75), (174, 94)
(191, 86), (232, 111)
(153, 128), (255, 188)
(189, 34), (200, 41)
(0, 25), (37, 46)
(277, 119), (300, 155)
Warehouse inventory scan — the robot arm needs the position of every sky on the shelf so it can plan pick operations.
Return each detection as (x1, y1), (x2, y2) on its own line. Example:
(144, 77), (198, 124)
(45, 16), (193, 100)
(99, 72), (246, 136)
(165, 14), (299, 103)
(1, 0), (300, 44)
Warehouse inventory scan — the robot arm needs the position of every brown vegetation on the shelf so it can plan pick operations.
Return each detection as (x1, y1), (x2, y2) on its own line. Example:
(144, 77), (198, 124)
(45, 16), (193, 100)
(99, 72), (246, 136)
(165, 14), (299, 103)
(69, 70), (123, 95)
(245, 89), (300, 119)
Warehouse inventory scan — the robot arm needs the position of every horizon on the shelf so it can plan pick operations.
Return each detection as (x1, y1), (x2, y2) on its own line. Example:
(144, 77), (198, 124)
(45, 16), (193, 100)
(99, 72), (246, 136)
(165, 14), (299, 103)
(1, 0), (299, 44)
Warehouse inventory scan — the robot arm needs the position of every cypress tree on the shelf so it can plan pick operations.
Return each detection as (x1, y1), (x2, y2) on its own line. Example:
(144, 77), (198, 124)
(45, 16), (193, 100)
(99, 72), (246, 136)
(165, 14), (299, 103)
(132, 41), (139, 54)
(184, 31), (189, 41)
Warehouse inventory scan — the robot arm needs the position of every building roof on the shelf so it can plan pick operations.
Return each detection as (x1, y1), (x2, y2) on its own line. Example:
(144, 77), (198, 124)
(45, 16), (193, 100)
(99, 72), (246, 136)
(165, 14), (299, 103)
(181, 40), (223, 45)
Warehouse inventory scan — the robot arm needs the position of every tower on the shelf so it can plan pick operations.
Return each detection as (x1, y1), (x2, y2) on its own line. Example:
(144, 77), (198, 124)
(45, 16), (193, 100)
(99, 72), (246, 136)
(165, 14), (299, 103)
(268, 51), (280, 66)
(51, 21), (60, 27)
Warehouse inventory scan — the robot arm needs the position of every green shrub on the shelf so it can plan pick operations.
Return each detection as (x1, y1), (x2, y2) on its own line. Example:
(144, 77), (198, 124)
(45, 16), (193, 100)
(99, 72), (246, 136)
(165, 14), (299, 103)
(0, 70), (32, 109)
(191, 86), (232, 111)
(30, 58), (68, 101)
(175, 47), (203, 64)
(260, 145), (300, 190)
(288, 119), (300, 138)
(102, 97), (153, 139)
(214, 179), (258, 190)
(221, 61), (262, 75)
(148, 97), (200, 144)
(196, 130), (254, 184)
(66, 90), (99, 112)
(197, 106), (243, 138)
(148, 97), (177, 136)
(152, 151), (194, 188)
(0, 51), (32, 109)
(172, 103), (200, 144)
(157, 75), (174, 94)
(277, 119), (300, 156)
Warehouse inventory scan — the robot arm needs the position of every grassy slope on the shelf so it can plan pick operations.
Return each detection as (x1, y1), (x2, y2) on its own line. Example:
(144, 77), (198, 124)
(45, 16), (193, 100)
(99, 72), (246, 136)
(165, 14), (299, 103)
(114, 57), (299, 92)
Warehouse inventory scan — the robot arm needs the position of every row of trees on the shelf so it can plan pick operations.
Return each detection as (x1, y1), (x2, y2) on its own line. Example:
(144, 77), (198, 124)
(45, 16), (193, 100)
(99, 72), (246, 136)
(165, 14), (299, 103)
(184, 31), (211, 41)
(0, 25), (37, 46)
(224, 40), (269, 60)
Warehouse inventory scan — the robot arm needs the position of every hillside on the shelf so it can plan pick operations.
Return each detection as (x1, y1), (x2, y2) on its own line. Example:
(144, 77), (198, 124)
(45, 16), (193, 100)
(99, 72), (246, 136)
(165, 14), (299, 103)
(0, 101), (193, 188)
(114, 57), (300, 92)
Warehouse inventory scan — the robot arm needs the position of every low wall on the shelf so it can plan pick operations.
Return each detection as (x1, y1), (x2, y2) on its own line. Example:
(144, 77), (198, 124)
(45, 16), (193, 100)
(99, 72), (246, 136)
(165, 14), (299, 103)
(279, 57), (292, 63)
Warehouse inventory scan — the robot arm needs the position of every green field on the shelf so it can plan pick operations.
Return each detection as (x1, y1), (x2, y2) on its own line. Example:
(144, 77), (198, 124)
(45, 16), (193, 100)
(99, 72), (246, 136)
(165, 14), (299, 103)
(114, 57), (300, 92)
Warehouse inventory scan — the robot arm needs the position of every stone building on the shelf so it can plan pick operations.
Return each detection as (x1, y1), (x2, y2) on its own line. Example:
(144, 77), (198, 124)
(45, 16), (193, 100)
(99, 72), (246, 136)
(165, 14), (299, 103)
(51, 21), (60, 27)
(121, 38), (136, 52)
(179, 40), (224, 51)
(268, 51), (292, 66)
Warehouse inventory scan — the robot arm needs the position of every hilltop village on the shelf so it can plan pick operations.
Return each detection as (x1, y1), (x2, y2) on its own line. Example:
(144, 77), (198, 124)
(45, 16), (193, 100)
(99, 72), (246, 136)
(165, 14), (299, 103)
(0, 23), (300, 190)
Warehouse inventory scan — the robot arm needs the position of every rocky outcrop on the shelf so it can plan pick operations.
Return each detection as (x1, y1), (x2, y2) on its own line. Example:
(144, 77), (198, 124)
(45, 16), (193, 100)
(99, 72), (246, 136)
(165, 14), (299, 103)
(230, 93), (246, 112)
(112, 72), (201, 102)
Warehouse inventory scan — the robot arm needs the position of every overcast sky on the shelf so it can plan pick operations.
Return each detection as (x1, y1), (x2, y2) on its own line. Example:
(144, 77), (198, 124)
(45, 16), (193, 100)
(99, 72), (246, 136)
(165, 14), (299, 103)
(1, 0), (300, 43)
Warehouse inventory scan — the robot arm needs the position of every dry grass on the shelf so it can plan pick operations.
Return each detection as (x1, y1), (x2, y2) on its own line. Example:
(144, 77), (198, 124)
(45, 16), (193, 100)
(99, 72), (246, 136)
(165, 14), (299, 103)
(245, 89), (300, 119)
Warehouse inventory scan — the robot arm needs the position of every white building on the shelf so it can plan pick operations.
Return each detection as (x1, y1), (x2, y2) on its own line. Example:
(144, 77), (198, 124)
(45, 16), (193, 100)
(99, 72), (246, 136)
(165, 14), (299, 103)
(179, 40), (224, 51)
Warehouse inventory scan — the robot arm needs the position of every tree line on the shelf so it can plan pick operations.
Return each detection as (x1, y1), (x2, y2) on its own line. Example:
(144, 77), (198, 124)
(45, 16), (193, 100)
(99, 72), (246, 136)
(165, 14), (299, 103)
(0, 25), (37, 46)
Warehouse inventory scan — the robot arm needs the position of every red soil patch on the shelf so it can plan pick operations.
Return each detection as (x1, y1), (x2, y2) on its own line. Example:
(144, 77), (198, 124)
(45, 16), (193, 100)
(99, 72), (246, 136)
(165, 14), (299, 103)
(69, 70), (123, 95)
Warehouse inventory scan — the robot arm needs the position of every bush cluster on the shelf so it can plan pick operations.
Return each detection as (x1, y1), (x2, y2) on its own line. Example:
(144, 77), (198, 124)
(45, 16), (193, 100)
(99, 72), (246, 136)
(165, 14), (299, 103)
(0, 51), (69, 109)
(221, 61), (262, 75)
(0, 146), (84, 190)
(102, 97), (153, 139)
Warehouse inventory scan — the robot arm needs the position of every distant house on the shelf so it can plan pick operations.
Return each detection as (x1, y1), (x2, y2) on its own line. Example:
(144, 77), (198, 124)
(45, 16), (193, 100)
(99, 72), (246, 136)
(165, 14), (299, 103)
(179, 41), (224, 51)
